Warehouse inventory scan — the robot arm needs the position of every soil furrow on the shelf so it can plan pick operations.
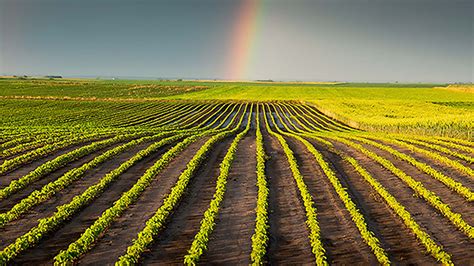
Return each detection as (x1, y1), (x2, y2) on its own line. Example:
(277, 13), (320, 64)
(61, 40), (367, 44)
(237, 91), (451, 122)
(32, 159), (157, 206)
(308, 138), (436, 264)
(7, 142), (175, 264)
(353, 139), (474, 226)
(74, 137), (212, 264)
(327, 139), (474, 264)
(0, 140), (130, 213)
(0, 138), (110, 188)
(1, 140), (160, 251)
(263, 128), (314, 264)
(374, 138), (474, 189)
(287, 137), (377, 264)
(200, 132), (258, 264)
(138, 137), (234, 265)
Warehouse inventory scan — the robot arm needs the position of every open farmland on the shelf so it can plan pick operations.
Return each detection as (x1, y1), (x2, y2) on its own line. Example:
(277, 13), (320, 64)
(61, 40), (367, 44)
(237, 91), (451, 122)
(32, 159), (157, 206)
(0, 80), (473, 265)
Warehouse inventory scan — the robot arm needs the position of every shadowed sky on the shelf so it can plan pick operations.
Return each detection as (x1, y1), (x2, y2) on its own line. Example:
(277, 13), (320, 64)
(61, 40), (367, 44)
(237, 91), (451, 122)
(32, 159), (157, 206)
(0, 0), (472, 82)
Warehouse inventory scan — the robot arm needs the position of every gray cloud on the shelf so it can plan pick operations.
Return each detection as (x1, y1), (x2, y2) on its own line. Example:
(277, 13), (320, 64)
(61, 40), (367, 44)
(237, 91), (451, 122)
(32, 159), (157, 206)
(0, 0), (472, 82)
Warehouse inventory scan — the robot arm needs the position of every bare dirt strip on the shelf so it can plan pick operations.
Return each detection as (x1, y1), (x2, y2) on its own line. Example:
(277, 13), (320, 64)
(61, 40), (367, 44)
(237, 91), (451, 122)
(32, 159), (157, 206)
(262, 126), (314, 264)
(75, 136), (229, 264)
(199, 132), (258, 264)
(0, 139), (130, 212)
(307, 138), (436, 264)
(1, 102), (473, 265)
(328, 138), (474, 264)
(286, 137), (378, 264)
(137, 137), (235, 265)
(353, 139), (474, 226)
(8, 138), (195, 264)
(372, 138), (474, 190)
(0, 137), (113, 189)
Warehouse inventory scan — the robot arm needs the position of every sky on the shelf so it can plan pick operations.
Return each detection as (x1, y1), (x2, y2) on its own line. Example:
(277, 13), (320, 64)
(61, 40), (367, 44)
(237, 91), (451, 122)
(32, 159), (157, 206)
(0, 0), (472, 82)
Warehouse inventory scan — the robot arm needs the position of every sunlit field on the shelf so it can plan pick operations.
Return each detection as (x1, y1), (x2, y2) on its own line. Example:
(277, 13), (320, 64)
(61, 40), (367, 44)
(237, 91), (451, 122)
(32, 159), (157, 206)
(0, 79), (472, 264)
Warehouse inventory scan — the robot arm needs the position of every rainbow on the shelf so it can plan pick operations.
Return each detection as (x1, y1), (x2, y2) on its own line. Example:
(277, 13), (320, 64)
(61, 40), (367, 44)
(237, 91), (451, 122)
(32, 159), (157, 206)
(226, 0), (262, 80)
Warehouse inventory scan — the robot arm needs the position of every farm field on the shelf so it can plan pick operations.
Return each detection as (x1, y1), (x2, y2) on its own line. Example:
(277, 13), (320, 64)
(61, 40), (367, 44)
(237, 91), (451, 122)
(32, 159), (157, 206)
(0, 80), (473, 265)
(1, 79), (472, 138)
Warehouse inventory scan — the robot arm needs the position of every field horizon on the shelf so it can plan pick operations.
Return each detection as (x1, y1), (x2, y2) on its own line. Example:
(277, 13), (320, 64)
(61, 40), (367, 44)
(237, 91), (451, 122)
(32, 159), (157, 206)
(1, 0), (472, 264)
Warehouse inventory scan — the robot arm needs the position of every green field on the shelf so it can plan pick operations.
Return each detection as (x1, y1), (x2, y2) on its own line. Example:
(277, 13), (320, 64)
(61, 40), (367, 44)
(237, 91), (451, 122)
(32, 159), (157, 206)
(1, 78), (472, 138)
(1, 78), (473, 265)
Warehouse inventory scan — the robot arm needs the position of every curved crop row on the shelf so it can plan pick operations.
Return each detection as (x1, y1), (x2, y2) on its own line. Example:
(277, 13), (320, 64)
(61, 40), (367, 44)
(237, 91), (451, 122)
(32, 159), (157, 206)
(330, 136), (474, 239)
(212, 104), (243, 131)
(283, 103), (346, 133)
(53, 133), (207, 264)
(266, 104), (390, 265)
(0, 134), (184, 264)
(395, 137), (474, 164)
(268, 103), (474, 239)
(0, 131), (137, 175)
(0, 134), (46, 151)
(298, 103), (354, 132)
(184, 105), (252, 264)
(263, 105), (328, 265)
(0, 133), (161, 227)
(55, 104), (248, 265)
(124, 102), (196, 128)
(144, 103), (202, 128)
(353, 135), (474, 201)
(344, 156), (453, 264)
(0, 132), (76, 157)
(0, 132), (152, 200)
(111, 102), (173, 127)
(250, 105), (270, 265)
(197, 103), (234, 130)
(435, 136), (474, 150)
(154, 104), (209, 128)
(177, 104), (224, 129)
(115, 105), (249, 264)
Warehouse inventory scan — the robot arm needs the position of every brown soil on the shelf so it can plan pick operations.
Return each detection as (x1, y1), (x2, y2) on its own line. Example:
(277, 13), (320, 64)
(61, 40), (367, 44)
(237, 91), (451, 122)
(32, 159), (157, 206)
(7, 139), (187, 264)
(353, 139), (474, 226)
(373, 138), (474, 190)
(0, 138), (109, 189)
(199, 132), (258, 264)
(0, 139), (129, 212)
(262, 126), (314, 264)
(2, 103), (473, 265)
(74, 136), (226, 264)
(402, 139), (474, 168)
(137, 136), (234, 265)
(1, 140), (163, 248)
(286, 137), (378, 264)
(328, 138), (474, 264)
(308, 138), (436, 264)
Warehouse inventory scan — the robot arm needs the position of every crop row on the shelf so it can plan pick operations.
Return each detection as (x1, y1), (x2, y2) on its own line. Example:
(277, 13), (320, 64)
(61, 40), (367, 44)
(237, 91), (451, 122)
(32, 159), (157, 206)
(330, 136), (474, 239)
(262, 105), (328, 265)
(344, 156), (453, 264)
(355, 135), (473, 201)
(0, 131), (132, 175)
(267, 102), (468, 263)
(396, 136), (473, 164)
(265, 104), (390, 265)
(116, 105), (249, 264)
(55, 104), (248, 264)
(0, 133), (184, 263)
(270, 102), (473, 238)
(0, 131), (76, 157)
(0, 133), (151, 200)
(250, 105), (270, 265)
(184, 105), (253, 264)
(0, 132), (162, 227)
